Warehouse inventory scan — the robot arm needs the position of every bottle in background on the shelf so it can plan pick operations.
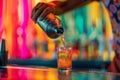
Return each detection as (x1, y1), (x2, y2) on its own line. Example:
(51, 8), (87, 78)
(0, 39), (8, 66)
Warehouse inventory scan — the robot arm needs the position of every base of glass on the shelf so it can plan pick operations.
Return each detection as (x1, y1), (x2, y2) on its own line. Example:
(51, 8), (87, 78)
(58, 68), (72, 74)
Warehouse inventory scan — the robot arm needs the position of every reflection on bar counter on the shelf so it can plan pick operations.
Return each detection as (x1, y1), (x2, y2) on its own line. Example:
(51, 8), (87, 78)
(0, 66), (119, 80)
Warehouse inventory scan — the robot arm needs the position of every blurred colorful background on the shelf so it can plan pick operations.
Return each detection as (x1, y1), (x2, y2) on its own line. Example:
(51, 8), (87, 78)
(0, 0), (115, 62)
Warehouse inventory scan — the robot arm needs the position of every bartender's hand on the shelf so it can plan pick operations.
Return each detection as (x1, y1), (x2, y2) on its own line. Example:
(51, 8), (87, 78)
(31, 1), (63, 23)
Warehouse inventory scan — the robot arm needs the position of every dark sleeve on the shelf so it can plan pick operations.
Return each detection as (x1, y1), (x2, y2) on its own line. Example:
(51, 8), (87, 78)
(107, 54), (120, 73)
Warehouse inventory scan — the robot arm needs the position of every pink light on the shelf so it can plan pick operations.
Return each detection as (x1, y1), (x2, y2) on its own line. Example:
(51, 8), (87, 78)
(0, 0), (3, 23)
(20, 0), (31, 59)
(0, 0), (3, 38)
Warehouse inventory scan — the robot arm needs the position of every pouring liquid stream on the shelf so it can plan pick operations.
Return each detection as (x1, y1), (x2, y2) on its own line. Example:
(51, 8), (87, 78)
(60, 35), (66, 47)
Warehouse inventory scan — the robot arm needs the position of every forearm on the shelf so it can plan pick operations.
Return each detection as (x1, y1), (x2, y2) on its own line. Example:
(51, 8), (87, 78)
(51, 0), (99, 15)
(60, 0), (97, 14)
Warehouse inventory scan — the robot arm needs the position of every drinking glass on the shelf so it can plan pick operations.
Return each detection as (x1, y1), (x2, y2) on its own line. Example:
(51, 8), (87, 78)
(57, 47), (72, 70)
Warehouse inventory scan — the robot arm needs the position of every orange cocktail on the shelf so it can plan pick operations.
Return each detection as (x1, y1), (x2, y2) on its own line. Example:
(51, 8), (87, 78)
(58, 47), (72, 70)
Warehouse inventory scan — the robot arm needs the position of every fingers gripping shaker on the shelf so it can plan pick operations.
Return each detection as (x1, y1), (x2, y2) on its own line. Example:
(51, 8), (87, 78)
(36, 13), (64, 39)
